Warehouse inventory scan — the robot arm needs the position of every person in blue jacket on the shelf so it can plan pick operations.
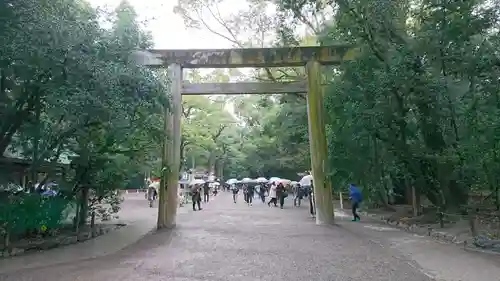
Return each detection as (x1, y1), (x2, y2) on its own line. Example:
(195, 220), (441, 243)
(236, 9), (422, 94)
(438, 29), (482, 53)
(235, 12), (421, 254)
(349, 184), (362, 221)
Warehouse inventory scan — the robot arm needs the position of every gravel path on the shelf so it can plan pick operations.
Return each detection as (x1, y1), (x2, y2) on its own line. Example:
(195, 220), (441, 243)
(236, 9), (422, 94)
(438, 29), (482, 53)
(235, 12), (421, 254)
(6, 192), (498, 281)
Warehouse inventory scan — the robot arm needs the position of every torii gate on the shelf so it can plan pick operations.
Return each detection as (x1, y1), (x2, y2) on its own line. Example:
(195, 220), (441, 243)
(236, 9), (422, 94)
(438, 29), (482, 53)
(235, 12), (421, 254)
(132, 45), (356, 229)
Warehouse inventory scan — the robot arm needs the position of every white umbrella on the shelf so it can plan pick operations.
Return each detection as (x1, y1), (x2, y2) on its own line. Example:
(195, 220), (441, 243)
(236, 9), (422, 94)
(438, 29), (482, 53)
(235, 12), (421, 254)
(189, 179), (205, 185)
(241, 178), (253, 183)
(299, 174), (313, 186)
(255, 177), (268, 183)
(226, 178), (238, 184)
(269, 177), (281, 183)
(278, 179), (291, 184)
(149, 181), (160, 190)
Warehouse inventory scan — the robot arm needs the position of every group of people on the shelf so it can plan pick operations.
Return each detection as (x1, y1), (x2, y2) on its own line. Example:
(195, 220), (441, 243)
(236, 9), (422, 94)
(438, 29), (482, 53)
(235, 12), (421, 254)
(189, 182), (219, 211)
(228, 181), (312, 210)
(146, 176), (363, 222)
(228, 183), (269, 206)
(225, 180), (363, 222)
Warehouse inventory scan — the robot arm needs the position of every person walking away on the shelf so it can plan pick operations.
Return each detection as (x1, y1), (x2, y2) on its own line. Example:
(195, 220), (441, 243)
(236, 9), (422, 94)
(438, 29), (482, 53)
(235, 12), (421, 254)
(267, 183), (278, 207)
(247, 184), (254, 206)
(203, 182), (210, 203)
(191, 184), (202, 211)
(231, 184), (239, 203)
(349, 184), (362, 221)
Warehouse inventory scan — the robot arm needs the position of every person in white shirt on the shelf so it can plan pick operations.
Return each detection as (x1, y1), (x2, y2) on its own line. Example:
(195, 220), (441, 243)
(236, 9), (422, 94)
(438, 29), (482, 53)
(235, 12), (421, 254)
(267, 183), (278, 207)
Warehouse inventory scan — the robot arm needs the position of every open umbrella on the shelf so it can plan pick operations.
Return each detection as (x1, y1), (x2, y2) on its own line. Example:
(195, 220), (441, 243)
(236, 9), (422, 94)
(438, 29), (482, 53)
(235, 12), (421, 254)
(226, 178), (238, 185)
(241, 178), (253, 183)
(150, 181), (160, 190)
(178, 179), (190, 185)
(255, 177), (268, 183)
(278, 179), (291, 184)
(299, 174), (313, 186)
(189, 179), (205, 185)
(269, 177), (281, 183)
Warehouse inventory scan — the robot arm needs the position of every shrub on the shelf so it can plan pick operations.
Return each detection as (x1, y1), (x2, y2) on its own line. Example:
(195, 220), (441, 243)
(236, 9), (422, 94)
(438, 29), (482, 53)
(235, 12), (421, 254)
(0, 192), (72, 239)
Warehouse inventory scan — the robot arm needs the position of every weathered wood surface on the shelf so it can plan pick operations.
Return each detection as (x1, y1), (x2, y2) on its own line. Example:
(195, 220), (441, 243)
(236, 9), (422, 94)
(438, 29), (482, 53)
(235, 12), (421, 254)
(157, 85), (169, 229)
(168, 63), (182, 228)
(305, 60), (334, 225)
(144, 45), (356, 68)
(158, 63), (182, 230)
(182, 81), (307, 95)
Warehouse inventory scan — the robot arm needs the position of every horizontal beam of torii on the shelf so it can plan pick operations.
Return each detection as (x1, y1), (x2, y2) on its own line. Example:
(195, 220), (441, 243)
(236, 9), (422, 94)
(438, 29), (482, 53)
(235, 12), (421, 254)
(132, 45), (357, 68)
(182, 81), (308, 95)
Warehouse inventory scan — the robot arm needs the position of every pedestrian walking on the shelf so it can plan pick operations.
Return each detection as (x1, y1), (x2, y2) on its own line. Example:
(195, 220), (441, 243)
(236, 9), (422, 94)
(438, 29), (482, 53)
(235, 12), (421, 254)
(203, 182), (210, 203)
(293, 183), (302, 207)
(349, 184), (362, 221)
(258, 184), (266, 203)
(231, 184), (239, 203)
(309, 181), (315, 217)
(147, 185), (156, 208)
(267, 183), (278, 207)
(246, 184), (254, 206)
(191, 184), (202, 211)
(243, 184), (249, 203)
(276, 182), (287, 209)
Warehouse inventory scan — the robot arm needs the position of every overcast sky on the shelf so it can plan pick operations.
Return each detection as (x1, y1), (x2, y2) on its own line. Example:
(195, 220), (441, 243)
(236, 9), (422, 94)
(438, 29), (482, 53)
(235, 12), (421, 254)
(86, 0), (233, 49)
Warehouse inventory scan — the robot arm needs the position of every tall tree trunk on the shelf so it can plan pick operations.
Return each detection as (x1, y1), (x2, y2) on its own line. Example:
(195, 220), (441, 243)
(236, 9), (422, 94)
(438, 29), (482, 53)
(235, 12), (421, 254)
(218, 159), (224, 181)
(208, 151), (216, 175)
(79, 187), (89, 226)
(30, 91), (41, 192)
(214, 158), (220, 178)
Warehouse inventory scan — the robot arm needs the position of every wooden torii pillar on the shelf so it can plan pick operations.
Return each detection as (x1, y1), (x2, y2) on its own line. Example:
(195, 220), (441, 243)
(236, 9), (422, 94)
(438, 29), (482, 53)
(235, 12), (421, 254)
(135, 45), (356, 228)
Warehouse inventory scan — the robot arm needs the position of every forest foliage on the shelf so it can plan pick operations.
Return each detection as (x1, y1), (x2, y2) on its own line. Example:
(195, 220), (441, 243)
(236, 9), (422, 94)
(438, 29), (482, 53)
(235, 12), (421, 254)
(175, 0), (500, 213)
(0, 0), (167, 238)
(2, 0), (500, 229)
